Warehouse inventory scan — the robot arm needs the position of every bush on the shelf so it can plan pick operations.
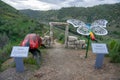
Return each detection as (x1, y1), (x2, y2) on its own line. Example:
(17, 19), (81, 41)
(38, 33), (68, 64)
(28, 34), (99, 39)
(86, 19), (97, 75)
(108, 39), (120, 63)
(57, 33), (65, 44)
(0, 43), (12, 71)
(0, 33), (9, 48)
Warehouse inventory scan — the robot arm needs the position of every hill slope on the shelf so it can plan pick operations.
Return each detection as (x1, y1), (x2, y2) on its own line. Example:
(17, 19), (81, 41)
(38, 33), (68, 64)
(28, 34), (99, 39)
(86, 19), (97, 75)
(0, 1), (45, 48)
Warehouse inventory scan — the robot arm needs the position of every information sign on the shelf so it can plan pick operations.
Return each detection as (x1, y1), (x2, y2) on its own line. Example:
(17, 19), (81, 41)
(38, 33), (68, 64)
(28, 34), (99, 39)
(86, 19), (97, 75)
(91, 43), (108, 54)
(11, 46), (29, 57)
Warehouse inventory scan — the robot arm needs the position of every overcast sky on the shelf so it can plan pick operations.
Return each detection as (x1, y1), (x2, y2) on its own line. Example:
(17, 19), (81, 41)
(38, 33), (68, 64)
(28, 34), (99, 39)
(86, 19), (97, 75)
(2, 0), (120, 11)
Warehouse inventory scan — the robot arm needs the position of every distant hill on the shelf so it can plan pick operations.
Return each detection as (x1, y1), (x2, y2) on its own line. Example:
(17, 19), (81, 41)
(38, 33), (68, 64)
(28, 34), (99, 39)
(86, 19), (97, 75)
(20, 9), (58, 23)
(19, 9), (42, 19)
(20, 3), (120, 22)
(20, 3), (120, 39)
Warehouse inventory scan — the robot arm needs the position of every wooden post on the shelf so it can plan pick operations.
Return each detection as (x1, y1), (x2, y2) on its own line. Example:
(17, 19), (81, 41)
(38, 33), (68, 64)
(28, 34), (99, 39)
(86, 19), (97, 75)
(65, 24), (69, 47)
(49, 23), (54, 46)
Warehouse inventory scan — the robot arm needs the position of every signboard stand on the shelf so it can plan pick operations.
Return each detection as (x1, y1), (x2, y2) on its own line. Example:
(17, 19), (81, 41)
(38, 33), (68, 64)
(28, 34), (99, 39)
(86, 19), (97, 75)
(91, 43), (108, 69)
(11, 46), (29, 72)
(14, 57), (24, 72)
(95, 54), (105, 69)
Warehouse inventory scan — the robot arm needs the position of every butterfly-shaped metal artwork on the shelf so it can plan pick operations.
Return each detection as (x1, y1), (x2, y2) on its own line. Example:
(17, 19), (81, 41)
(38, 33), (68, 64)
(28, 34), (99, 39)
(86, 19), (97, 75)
(67, 19), (108, 40)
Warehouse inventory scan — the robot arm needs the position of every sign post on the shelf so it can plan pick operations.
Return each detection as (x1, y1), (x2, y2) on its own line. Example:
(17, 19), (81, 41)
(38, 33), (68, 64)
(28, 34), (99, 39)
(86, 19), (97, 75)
(11, 46), (29, 72)
(91, 43), (108, 69)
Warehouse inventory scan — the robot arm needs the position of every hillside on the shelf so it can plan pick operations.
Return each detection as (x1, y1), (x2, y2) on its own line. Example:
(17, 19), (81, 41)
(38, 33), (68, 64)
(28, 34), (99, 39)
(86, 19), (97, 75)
(0, 1), (46, 47)
(0, 1), (46, 69)
(20, 3), (120, 39)
(20, 9), (58, 23)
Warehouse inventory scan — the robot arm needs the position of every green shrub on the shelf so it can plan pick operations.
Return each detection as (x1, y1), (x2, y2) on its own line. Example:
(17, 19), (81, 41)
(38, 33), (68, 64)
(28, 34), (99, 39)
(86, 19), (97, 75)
(57, 33), (65, 44)
(108, 40), (120, 63)
(0, 33), (9, 48)
(0, 43), (12, 71)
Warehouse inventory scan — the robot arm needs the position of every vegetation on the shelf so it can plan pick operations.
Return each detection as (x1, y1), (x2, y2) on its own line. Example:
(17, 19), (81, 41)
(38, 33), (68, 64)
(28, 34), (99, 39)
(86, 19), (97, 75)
(57, 33), (65, 44)
(24, 57), (37, 65)
(108, 40), (120, 63)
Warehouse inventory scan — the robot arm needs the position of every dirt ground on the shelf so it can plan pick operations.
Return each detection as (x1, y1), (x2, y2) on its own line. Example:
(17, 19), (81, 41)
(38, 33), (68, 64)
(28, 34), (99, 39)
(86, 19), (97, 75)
(0, 42), (120, 80)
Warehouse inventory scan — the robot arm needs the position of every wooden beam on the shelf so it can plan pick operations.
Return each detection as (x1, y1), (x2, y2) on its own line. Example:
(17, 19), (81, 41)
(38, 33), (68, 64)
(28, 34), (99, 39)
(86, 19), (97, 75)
(49, 22), (69, 26)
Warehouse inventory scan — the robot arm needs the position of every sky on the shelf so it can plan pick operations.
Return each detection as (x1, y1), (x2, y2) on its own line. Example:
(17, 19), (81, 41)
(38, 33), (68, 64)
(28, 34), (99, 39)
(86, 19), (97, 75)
(1, 0), (120, 11)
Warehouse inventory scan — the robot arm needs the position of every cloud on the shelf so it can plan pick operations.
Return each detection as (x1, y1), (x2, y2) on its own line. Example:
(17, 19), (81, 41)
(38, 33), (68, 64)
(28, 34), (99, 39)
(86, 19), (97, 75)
(64, 0), (120, 7)
(1, 0), (120, 10)
(2, 0), (59, 10)
(39, 0), (66, 4)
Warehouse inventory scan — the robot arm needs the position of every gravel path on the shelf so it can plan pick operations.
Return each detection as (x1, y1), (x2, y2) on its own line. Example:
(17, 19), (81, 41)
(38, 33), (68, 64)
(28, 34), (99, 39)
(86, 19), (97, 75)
(31, 42), (120, 80)
(0, 42), (120, 80)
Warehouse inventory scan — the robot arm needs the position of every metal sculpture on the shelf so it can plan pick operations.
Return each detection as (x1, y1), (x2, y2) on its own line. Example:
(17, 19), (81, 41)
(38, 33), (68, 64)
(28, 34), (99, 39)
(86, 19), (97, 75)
(67, 19), (108, 58)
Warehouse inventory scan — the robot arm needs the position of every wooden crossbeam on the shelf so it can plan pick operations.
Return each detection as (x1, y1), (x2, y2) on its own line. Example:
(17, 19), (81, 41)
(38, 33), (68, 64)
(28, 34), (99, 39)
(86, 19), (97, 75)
(49, 22), (69, 26)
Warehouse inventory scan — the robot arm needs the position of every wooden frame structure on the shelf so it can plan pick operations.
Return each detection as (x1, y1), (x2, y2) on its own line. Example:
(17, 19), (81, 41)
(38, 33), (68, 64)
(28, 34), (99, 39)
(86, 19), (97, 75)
(49, 22), (69, 47)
